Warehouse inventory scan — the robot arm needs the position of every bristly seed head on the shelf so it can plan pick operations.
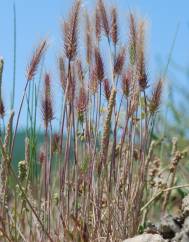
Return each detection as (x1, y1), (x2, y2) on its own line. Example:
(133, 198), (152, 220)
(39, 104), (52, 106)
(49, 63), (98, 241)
(94, 47), (104, 81)
(63, 0), (81, 61)
(128, 86), (139, 118)
(129, 13), (137, 65)
(137, 20), (148, 91)
(95, 6), (102, 42)
(76, 59), (84, 82)
(85, 13), (93, 64)
(76, 86), (88, 114)
(67, 65), (76, 103)
(99, 88), (116, 174)
(122, 70), (131, 97)
(89, 68), (98, 95)
(103, 78), (111, 101)
(0, 58), (5, 119)
(110, 7), (118, 45)
(59, 56), (67, 91)
(0, 98), (5, 118)
(26, 39), (47, 81)
(0, 57), (4, 83)
(149, 79), (162, 114)
(52, 133), (60, 154)
(41, 73), (54, 129)
(39, 146), (46, 164)
(114, 46), (126, 76)
(98, 0), (110, 40)
(18, 160), (28, 182)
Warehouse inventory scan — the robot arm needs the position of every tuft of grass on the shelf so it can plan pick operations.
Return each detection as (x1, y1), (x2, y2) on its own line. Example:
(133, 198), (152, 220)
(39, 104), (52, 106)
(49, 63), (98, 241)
(1, 1), (188, 241)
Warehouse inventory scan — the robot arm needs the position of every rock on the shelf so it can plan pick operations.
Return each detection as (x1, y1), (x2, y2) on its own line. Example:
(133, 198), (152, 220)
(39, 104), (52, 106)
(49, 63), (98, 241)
(159, 215), (181, 239)
(173, 231), (189, 242)
(171, 199), (189, 241)
(123, 233), (166, 242)
(182, 194), (189, 217)
(183, 216), (189, 232)
(172, 217), (189, 242)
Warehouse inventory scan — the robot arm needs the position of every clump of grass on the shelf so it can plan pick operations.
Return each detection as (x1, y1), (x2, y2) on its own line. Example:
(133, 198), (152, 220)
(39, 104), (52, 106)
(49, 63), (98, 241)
(2, 1), (188, 241)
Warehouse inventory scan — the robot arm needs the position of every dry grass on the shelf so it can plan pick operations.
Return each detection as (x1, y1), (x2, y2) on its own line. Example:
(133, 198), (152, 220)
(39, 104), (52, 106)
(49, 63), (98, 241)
(1, 1), (187, 242)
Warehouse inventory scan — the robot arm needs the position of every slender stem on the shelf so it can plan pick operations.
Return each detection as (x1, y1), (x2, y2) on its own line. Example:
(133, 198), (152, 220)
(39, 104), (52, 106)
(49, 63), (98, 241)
(141, 184), (189, 212)
(11, 2), (17, 110)
(11, 80), (30, 159)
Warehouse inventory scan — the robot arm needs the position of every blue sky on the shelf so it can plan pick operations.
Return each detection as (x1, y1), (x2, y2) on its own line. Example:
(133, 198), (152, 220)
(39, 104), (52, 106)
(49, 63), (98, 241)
(0, 0), (189, 127)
